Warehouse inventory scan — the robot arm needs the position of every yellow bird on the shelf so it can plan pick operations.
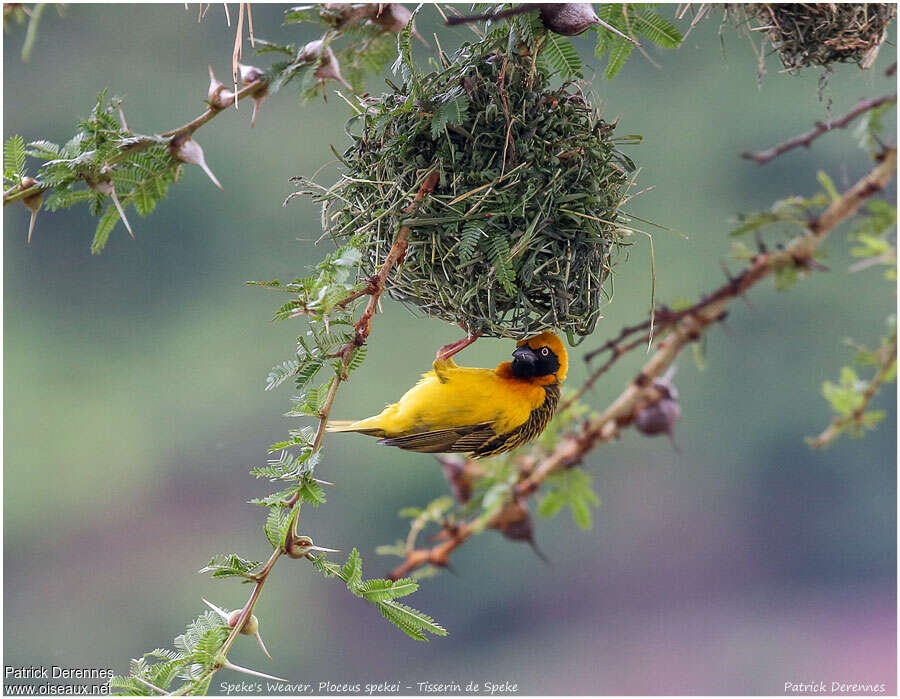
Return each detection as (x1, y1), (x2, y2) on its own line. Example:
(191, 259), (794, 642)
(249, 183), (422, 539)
(326, 331), (568, 458)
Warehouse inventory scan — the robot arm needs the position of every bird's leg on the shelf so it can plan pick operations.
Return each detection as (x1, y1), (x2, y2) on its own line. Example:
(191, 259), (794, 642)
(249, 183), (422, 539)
(435, 333), (479, 361)
(434, 333), (479, 383)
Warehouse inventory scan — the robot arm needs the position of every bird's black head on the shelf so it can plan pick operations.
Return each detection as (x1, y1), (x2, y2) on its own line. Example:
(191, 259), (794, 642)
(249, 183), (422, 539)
(511, 344), (561, 380)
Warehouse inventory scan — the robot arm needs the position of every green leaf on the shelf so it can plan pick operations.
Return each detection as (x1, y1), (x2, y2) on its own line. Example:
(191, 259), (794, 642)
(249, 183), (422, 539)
(264, 506), (293, 548)
(458, 225), (483, 263)
(431, 95), (470, 138)
(774, 265), (799, 291)
(358, 578), (419, 602)
(25, 139), (60, 160)
(487, 235), (516, 296)
(541, 33), (583, 79)
(817, 171), (840, 203)
(377, 601), (448, 640)
(633, 8), (682, 49)
(537, 490), (567, 518)
(199, 554), (260, 580)
(569, 497), (592, 529)
(91, 205), (120, 254)
(341, 548), (364, 590)
(4, 135), (26, 182)
(604, 38), (635, 79)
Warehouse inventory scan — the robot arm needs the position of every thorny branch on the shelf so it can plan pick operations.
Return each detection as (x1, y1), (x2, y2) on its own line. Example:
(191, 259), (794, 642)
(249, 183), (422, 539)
(807, 336), (898, 448)
(174, 170), (440, 694)
(741, 93), (897, 164)
(2, 75), (270, 207)
(389, 147), (897, 581)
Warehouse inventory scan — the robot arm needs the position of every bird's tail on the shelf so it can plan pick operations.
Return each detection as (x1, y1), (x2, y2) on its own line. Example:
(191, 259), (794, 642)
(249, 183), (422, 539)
(325, 419), (384, 436)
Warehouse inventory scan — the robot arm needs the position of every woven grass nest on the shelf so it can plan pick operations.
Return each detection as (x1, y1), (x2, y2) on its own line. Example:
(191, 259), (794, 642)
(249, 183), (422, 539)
(316, 44), (635, 340)
(748, 3), (895, 72)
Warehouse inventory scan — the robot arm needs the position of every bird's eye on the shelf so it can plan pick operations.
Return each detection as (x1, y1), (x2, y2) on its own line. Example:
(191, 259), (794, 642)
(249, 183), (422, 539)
(541, 347), (550, 357)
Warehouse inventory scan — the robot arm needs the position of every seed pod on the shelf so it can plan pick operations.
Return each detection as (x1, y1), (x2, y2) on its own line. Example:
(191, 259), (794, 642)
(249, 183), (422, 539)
(226, 609), (259, 634)
(445, 3), (636, 42)
(321, 3), (378, 29)
(298, 39), (325, 62)
(634, 375), (681, 448)
(168, 135), (223, 190)
(19, 177), (43, 244)
(285, 534), (341, 559)
(226, 609), (271, 659)
(437, 455), (472, 504)
(208, 65), (235, 110)
(537, 3), (600, 36)
(493, 501), (548, 562)
(314, 45), (352, 92)
(371, 3), (427, 45)
(239, 63), (268, 127)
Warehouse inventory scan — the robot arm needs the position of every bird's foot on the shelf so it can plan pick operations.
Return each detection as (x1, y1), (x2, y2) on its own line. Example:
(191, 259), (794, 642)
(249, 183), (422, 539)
(435, 333), (480, 362)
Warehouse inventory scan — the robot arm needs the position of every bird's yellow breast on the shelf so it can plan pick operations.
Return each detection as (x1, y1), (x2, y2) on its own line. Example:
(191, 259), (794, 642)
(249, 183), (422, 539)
(360, 362), (548, 436)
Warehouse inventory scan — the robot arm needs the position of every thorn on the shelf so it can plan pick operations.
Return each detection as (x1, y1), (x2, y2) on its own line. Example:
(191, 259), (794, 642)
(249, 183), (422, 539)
(595, 17), (640, 46)
(253, 630), (272, 659)
(222, 660), (288, 684)
(754, 231), (767, 253)
(201, 598), (230, 621)
(171, 138), (223, 190)
(666, 430), (681, 454)
(312, 477), (335, 487)
(309, 545), (341, 553)
(527, 537), (550, 564)
(27, 210), (37, 244)
(116, 100), (131, 133)
(110, 185), (135, 238)
(223, 2), (230, 26)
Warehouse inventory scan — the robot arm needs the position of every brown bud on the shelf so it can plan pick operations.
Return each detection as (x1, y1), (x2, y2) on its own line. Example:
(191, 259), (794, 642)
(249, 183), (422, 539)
(208, 65), (235, 110)
(19, 176), (43, 244)
(168, 136), (223, 190)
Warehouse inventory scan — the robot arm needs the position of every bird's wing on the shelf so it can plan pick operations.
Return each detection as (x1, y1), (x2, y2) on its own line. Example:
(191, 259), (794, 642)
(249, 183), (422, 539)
(377, 422), (497, 454)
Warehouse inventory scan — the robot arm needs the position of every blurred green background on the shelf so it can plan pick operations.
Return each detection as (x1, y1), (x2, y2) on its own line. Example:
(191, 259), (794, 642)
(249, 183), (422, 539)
(3, 4), (896, 695)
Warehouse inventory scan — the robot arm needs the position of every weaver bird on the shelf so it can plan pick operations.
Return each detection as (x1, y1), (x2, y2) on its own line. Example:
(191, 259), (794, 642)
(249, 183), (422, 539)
(326, 331), (567, 458)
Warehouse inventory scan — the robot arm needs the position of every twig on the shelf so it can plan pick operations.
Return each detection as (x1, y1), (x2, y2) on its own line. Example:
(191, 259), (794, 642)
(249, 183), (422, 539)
(741, 93), (897, 164)
(176, 169), (440, 693)
(807, 336), (897, 448)
(390, 148), (897, 580)
(3, 77), (270, 207)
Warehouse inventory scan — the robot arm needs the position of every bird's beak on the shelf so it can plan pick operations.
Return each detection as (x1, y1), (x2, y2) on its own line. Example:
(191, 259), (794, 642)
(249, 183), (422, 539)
(511, 345), (539, 378)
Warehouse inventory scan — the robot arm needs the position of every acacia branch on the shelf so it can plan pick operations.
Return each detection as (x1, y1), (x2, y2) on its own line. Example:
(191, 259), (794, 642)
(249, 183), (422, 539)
(807, 336), (898, 448)
(174, 168), (440, 693)
(741, 93), (897, 164)
(2, 76), (272, 208)
(390, 147), (897, 581)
